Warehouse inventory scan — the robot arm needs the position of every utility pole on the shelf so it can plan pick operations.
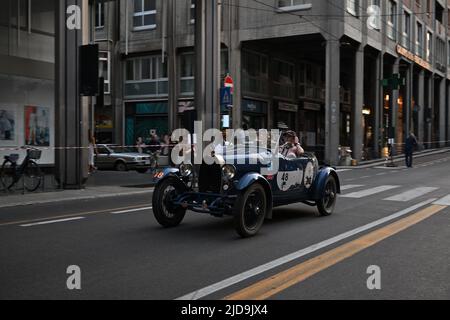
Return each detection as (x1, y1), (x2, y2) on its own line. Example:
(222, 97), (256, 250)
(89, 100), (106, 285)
(195, 0), (221, 132)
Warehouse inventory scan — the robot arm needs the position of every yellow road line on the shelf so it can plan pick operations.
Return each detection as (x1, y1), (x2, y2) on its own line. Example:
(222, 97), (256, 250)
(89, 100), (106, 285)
(225, 204), (447, 300)
(0, 203), (151, 227)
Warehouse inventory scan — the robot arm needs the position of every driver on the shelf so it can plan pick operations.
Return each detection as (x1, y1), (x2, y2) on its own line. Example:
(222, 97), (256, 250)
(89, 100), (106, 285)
(280, 130), (304, 158)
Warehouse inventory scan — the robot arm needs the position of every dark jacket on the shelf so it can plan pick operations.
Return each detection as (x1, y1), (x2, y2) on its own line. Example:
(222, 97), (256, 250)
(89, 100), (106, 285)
(405, 135), (418, 154)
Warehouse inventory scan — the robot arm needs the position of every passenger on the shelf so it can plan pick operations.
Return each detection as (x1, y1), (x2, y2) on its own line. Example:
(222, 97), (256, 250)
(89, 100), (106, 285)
(280, 131), (304, 158)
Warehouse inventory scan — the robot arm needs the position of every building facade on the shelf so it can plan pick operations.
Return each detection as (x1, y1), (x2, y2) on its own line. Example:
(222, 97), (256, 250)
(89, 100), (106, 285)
(3, 0), (449, 172)
(100, 0), (450, 165)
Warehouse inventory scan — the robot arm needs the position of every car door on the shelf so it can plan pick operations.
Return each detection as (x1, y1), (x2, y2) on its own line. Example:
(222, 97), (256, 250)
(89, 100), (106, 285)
(272, 155), (304, 203)
(95, 146), (112, 169)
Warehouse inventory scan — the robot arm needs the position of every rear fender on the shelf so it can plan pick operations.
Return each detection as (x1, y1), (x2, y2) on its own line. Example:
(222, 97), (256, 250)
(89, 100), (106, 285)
(236, 173), (273, 219)
(311, 167), (341, 200)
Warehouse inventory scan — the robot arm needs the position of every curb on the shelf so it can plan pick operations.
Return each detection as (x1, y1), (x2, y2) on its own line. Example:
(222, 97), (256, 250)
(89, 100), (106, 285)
(336, 148), (450, 169)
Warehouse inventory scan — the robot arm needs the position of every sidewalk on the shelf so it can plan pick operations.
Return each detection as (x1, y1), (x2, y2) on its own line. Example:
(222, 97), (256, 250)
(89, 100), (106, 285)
(0, 185), (155, 209)
(336, 147), (450, 169)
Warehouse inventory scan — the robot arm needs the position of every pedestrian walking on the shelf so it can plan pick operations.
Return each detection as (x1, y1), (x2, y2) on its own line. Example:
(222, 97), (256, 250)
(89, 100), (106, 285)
(88, 130), (98, 174)
(405, 132), (418, 168)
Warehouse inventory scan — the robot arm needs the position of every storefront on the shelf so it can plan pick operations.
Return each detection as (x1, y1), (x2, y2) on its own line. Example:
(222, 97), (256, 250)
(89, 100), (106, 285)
(125, 101), (169, 146)
(0, 0), (55, 165)
(241, 98), (268, 130)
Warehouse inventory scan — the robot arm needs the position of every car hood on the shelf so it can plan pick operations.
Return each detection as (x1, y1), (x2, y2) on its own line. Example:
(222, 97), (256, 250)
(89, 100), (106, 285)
(111, 153), (148, 158)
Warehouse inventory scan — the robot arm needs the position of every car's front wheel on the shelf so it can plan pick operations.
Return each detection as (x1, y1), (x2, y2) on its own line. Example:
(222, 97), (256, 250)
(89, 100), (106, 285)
(152, 176), (187, 228)
(234, 183), (267, 238)
(316, 175), (337, 216)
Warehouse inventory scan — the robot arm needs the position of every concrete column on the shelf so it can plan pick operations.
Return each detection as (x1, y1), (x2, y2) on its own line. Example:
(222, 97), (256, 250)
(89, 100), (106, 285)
(55, 0), (90, 189)
(426, 75), (433, 148)
(230, 0), (241, 130)
(439, 77), (446, 147)
(405, 63), (413, 139)
(167, 0), (177, 132)
(325, 40), (340, 165)
(352, 47), (364, 162)
(447, 82), (450, 146)
(374, 53), (382, 157)
(391, 60), (399, 135)
(417, 70), (425, 143)
(195, 0), (221, 131)
(230, 44), (241, 130)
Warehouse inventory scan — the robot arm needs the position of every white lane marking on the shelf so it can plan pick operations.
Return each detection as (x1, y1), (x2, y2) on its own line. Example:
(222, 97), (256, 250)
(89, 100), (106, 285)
(376, 173), (386, 176)
(341, 185), (400, 199)
(340, 185), (364, 191)
(336, 169), (352, 173)
(175, 198), (437, 300)
(433, 195), (450, 206)
(111, 207), (153, 214)
(384, 187), (438, 202)
(359, 176), (371, 179)
(20, 217), (85, 227)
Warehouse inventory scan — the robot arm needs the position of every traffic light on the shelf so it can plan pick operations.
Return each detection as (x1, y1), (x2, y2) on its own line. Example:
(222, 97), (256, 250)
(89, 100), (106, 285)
(79, 44), (99, 96)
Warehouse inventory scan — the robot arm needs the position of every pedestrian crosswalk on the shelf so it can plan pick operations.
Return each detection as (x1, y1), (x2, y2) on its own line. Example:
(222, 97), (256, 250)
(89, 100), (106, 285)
(383, 187), (438, 202)
(340, 184), (448, 203)
(341, 185), (400, 199)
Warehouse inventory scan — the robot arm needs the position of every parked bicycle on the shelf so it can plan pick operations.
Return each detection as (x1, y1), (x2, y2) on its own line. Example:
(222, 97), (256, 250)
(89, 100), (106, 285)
(0, 148), (42, 192)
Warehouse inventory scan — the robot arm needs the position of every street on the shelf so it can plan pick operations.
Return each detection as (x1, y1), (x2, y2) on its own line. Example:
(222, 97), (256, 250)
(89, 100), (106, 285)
(1, 152), (450, 300)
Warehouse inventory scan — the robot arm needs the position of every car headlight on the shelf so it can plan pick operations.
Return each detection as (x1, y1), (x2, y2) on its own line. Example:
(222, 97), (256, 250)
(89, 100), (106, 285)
(222, 164), (236, 180)
(179, 163), (193, 177)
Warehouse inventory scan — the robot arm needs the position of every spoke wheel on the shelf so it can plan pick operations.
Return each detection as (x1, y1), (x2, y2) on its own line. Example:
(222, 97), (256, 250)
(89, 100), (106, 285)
(0, 160), (16, 191)
(152, 177), (187, 228)
(24, 160), (42, 192)
(234, 183), (267, 238)
(317, 176), (337, 216)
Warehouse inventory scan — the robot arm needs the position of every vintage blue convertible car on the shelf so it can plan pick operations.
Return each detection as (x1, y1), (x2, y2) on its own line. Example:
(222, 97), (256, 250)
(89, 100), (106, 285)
(152, 147), (340, 237)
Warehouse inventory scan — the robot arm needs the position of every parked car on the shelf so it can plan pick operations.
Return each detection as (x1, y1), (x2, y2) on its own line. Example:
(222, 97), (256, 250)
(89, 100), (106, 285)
(95, 144), (157, 173)
(152, 146), (340, 237)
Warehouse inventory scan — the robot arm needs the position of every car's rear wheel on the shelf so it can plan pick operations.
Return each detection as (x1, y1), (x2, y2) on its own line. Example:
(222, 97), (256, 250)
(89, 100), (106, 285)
(317, 175), (337, 216)
(234, 183), (267, 238)
(152, 176), (187, 228)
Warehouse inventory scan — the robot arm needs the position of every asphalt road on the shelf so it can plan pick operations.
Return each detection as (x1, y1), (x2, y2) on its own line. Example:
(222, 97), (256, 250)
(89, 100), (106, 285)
(1, 152), (450, 300)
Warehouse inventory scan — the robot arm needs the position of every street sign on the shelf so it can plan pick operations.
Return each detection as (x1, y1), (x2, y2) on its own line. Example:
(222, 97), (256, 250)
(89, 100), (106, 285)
(224, 74), (234, 93)
(381, 74), (405, 90)
(220, 87), (233, 107)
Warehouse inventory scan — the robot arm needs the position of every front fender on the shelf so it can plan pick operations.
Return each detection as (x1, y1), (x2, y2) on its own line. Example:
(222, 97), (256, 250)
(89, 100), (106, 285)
(154, 167), (181, 184)
(236, 173), (273, 219)
(311, 167), (341, 200)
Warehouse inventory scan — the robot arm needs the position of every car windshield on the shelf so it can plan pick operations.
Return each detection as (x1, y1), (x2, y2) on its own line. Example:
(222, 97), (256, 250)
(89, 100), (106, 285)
(108, 146), (135, 153)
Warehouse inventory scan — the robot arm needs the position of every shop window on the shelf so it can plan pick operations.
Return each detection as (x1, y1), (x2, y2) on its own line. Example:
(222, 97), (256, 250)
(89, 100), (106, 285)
(133, 0), (156, 30)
